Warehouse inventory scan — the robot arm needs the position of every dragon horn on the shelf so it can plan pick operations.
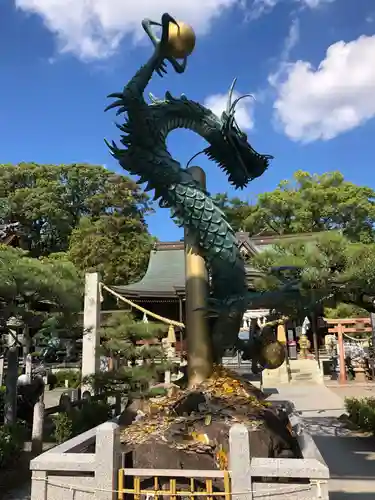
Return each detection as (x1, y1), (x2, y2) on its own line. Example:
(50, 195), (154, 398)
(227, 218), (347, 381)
(230, 94), (255, 114)
(226, 78), (237, 115)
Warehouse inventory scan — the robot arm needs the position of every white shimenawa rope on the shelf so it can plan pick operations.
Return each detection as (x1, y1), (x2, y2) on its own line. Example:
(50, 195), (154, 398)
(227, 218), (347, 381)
(32, 475), (326, 498)
(343, 332), (370, 342)
(101, 283), (184, 328)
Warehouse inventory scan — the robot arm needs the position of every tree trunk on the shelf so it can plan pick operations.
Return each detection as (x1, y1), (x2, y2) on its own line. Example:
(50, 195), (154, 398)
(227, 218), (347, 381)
(22, 325), (31, 362)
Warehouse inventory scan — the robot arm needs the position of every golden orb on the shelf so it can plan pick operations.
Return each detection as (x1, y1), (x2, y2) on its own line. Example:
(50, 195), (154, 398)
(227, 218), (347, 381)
(167, 21), (196, 59)
(260, 341), (286, 370)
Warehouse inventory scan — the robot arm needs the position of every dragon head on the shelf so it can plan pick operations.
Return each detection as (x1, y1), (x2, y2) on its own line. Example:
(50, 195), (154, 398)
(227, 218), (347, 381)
(204, 78), (273, 189)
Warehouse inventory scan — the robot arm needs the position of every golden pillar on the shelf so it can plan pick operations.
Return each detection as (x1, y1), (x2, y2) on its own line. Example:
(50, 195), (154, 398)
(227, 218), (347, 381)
(184, 166), (213, 387)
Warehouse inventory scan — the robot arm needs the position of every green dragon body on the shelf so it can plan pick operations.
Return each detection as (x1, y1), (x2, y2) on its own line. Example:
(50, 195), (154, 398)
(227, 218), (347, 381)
(106, 14), (281, 363)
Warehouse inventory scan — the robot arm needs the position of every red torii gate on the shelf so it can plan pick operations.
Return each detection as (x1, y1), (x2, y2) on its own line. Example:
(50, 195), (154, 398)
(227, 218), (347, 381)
(326, 318), (371, 384)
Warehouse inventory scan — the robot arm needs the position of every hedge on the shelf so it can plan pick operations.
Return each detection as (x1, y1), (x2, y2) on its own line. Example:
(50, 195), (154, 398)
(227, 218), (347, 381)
(0, 423), (26, 469)
(53, 370), (81, 389)
(344, 397), (375, 432)
(52, 400), (112, 444)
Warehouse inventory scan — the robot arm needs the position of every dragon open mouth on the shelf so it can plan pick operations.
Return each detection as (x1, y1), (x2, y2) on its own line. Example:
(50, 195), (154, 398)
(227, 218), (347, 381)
(203, 79), (273, 189)
(204, 140), (272, 189)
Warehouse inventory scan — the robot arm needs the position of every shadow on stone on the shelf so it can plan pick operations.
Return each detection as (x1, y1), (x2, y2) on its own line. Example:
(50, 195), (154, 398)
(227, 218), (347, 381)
(303, 415), (375, 499)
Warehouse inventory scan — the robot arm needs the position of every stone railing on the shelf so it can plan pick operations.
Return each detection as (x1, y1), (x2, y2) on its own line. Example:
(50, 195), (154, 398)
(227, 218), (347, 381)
(30, 421), (120, 500)
(30, 409), (329, 500)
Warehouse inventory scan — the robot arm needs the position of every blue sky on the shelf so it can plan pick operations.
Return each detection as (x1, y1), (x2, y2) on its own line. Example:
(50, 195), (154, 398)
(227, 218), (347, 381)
(1, 0), (375, 241)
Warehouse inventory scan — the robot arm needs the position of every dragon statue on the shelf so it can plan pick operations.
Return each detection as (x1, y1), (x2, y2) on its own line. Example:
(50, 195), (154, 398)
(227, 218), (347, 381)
(105, 13), (287, 368)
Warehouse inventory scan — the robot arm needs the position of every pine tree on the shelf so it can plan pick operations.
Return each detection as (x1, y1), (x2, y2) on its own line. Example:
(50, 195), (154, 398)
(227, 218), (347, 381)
(90, 312), (171, 398)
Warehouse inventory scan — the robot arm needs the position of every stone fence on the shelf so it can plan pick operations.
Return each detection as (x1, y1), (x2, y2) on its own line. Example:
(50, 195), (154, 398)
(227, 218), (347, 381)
(30, 411), (330, 500)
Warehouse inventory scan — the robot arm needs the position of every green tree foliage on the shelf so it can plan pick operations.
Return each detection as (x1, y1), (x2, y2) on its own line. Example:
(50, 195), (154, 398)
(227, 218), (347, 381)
(0, 245), (82, 341)
(324, 303), (368, 319)
(68, 214), (153, 285)
(251, 232), (375, 318)
(213, 193), (255, 233)
(0, 163), (153, 264)
(216, 171), (375, 242)
(0, 423), (25, 468)
(89, 313), (169, 397)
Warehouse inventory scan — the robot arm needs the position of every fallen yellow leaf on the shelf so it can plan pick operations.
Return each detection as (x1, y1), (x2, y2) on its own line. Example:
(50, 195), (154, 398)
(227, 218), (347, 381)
(191, 432), (210, 444)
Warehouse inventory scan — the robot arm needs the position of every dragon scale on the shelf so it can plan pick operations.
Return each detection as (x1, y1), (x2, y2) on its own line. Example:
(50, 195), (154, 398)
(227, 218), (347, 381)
(106, 14), (276, 362)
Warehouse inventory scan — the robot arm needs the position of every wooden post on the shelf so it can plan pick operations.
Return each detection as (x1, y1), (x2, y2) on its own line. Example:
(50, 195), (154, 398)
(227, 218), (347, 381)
(337, 324), (347, 384)
(184, 166), (212, 387)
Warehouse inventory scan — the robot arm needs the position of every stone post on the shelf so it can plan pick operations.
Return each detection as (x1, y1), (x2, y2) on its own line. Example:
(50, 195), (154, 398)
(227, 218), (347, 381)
(4, 346), (18, 425)
(71, 388), (80, 404)
(95, 422), (121, 500)
(31, 393), (45, 455)
(0, 356), (4, 386)
(82, 272), (101, 393)
(163, 338), (176, 385)
(30, 471), (47, 500)
(229, 424), (253, 500)
(25, 353), (33, 383)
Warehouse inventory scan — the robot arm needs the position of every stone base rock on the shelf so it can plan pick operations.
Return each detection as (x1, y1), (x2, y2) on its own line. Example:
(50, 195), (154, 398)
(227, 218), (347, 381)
(119, 367), (300, 476)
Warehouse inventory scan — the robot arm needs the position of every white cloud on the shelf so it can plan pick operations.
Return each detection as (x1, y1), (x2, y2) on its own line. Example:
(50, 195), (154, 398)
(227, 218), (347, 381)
(268, 18), (300, 87)
(204, 91), (255, 130)
(15, 0), (242, 61)
(300, 0), (334, 7)
(248, 0), (335, 19)
(281, 17), (300, 60)
(247, 0), (278, 20)
(271, 35), (375, 142)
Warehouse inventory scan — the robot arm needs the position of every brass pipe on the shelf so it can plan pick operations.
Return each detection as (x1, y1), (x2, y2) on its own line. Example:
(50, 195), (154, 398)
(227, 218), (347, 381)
(184, 166), (213, 386)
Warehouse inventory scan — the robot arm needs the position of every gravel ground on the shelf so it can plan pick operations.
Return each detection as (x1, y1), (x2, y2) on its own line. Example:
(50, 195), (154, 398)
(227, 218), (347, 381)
(326, 383), (375, 401)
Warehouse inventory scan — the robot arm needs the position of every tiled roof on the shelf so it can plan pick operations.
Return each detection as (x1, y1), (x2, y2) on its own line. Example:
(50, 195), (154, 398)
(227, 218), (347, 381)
(113, 231), (319, 297)
(112, 246), (185, 297)
(112, 233), (262, 297)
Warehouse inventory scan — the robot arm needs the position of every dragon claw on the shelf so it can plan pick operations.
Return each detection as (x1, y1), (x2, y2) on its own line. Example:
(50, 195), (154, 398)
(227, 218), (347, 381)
(160, 13), (179, 39)
(141, 14), (188, 75)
